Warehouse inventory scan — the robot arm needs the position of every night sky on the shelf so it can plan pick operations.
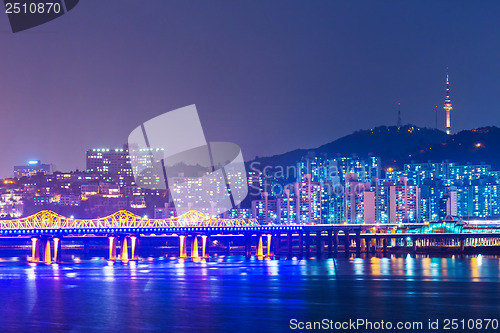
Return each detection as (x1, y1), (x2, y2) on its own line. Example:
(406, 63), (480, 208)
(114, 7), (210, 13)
(0, 1), (499, 178)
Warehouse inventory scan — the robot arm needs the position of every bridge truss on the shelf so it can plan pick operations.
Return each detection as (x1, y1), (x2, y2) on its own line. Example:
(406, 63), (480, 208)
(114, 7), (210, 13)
(0, 210), (259, 230)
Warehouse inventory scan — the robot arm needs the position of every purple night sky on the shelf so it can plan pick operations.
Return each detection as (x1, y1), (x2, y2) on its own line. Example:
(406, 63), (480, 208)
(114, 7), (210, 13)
(0, 0), (499, 178)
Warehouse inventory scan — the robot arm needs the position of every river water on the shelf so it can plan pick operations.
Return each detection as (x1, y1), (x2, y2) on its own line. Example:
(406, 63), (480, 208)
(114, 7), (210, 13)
(0, 255), (499, 332)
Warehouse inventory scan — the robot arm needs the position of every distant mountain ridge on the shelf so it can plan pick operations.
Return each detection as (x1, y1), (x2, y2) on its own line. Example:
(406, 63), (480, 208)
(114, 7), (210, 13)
(249, 125), (500, 172)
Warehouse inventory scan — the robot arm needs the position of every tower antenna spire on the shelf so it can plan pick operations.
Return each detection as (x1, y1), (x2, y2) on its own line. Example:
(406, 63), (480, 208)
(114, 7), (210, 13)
(397, 102), (402, 131)
(444, 67), (453, 135)
(435, 105), (438, 129)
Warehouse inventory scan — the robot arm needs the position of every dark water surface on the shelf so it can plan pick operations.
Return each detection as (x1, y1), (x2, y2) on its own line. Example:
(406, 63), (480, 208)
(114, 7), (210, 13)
(0, 255), (499, 332)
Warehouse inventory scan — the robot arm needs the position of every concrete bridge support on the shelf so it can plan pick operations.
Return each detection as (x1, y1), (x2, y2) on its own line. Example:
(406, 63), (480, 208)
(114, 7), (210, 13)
(305, 231), (311, 257)
(120, 236), (129, 261)
(316, 231), (322, 258)
(257, 234), (264, 257)
(355, 230), (361, 256)
(287, 232), (293, 258)
(344, 231), (350, 257)
(383, 238), (388, 256)
(202, 235), (209, 258)
(333, 231), (338, 257)
(361, 238), (367, 254)
(179, 235), (187, 258)
(53, 237), (62, 263)
(273, 233), (280, 257)
(83, 239), (90, 258)
(30, 237), (61, 264)
(327, 230), (333, 258)
(31, 237), (40, 262)
(108, 236), (117, 260)
(191, 236), (199, 258)
(244, 234), (252, 258)
(130, 236), (139, 260)
(42, 238), (52, 264)
(298, 233), (304, 258)
(226, 239), (231, 256)
(29, 237), (52, 264)
(266, 234), (272, 257)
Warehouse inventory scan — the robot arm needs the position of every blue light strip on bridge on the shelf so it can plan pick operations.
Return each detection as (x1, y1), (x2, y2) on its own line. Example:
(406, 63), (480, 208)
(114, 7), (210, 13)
(0, 226), (304, 236)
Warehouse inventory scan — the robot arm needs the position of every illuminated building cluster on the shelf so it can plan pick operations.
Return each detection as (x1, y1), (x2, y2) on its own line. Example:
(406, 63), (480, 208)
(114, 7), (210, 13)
(13, 160), (54, 178)
(3, 146), (500, 223)
(250, 154), (500, 224)
(1, 147), (166, 219)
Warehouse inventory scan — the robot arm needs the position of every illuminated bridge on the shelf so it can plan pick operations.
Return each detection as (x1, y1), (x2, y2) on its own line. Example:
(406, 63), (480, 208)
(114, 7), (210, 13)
(1, 210), (500, 264)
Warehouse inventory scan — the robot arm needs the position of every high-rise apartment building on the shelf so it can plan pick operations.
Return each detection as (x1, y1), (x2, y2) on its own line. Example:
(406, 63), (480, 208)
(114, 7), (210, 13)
(86, 148), (132, 176)
(389, 177), (420, 223)
(344, 173), (375, 224)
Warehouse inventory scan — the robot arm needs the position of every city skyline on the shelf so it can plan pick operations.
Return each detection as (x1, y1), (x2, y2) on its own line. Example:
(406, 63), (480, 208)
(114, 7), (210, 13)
(2, 2), (500, 332)
(1, 1), (500, 179)
(3, 142), (500, 225)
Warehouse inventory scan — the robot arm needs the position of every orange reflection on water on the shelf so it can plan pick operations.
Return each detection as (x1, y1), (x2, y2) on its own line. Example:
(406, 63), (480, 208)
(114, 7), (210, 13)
(370, 257), (381, 277)
(470, 257), (480, 282)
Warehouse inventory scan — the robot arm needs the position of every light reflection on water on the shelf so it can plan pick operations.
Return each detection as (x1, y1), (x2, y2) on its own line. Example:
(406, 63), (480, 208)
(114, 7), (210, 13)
(0, 255), (498, 332)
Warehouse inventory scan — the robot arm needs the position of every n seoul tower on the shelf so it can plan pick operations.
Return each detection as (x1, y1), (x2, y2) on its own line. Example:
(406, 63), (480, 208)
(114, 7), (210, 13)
(443, 68), (453, 135)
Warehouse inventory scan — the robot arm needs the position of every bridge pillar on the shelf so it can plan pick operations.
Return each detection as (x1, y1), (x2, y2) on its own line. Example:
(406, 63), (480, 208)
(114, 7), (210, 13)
(244, 234), (252, 259)
(355, 230), (361, 256)
(42, 238), (52, 264)
(191, 236), (199, 258)
(202, 235), (209, 258)
(274, 233), (281, 257)
(83, 239), (90, 258)
(327, 230), (333, 258)
(53, 237), (62, 263)
(305, 231), (311, 258)
(179, 235), (187, 258)
(298, 233), (304, 258)
(333, 231), (338, 257)
(361, 237), (367, 253)
(344, 230), (350, 258)
(460, 237), (465, 253)
(226, 238), (231, 256)
(31, 237), (40, 262)
(130, 236), (139, 260)
(316, 231), (322, 259)
(371, 238), (376, 255)
(108, 236), (117, 260)
(365, 237), (371, 254)
(287, 232), (293, 258)
(266, 234), (272, 257)
(121, 237), (129, 261)
(257, 234), (264, 257)
(412, 238), (417, 253)
(383, 238), (388, 256)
